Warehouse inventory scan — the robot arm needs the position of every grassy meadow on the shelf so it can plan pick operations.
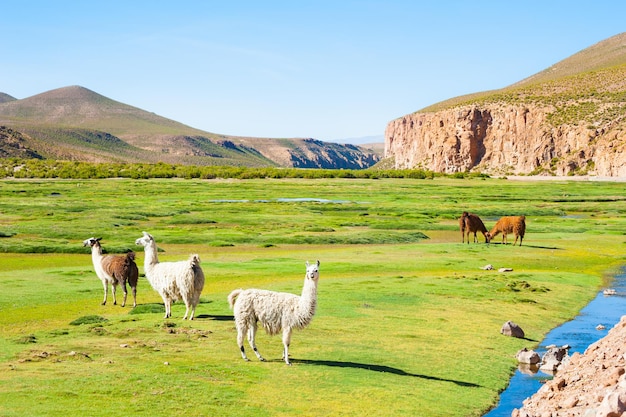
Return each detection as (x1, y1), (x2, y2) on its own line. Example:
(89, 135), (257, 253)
(0, 177), (625, 416)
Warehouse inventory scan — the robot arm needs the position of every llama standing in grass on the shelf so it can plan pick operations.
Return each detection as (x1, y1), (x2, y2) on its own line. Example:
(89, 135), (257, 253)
(134, 231), (205, 320)
(459, 211), (490, 244)
(228, 260), (320, 365)
(488, 215), (526, 246)
(83, 237), (138, 307)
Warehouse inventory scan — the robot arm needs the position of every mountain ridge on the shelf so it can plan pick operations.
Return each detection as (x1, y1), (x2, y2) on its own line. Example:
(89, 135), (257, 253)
(0, 86), (380, 168)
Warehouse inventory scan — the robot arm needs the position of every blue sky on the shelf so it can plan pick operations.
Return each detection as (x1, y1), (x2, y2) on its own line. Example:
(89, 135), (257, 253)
(2, 1), (625, 142)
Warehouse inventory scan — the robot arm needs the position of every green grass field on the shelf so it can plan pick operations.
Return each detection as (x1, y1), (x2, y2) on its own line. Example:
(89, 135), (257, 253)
(0, 177), (625, 416)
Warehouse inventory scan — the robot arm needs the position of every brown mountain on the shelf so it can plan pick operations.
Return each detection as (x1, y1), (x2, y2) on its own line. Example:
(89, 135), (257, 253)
(0, 86), (379, 168)
(385, 32), (626, 177)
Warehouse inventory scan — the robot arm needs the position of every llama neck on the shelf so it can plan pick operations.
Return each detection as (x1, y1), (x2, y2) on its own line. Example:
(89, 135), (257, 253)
(91, 244), (103, 262)
(142, 241), (160, 268)
(298, 277), (318, 317)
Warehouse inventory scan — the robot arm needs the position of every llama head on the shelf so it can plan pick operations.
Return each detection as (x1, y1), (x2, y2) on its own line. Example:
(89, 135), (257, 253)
(305, 260), (320, 282)
(134, 231), (154, 247)
(83, 237), (102, 247)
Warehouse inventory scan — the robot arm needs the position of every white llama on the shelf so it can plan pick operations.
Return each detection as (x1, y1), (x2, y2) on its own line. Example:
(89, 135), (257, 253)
(228, 260), (320, 365)
(134, 231), (205, 320)
(83, 237), (138, 307)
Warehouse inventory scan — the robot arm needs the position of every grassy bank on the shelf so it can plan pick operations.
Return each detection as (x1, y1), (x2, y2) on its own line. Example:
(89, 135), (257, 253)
(0, 177), (625, 416)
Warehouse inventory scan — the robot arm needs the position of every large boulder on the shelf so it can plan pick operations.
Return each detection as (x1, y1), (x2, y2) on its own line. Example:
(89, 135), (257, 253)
(501, 321), (525, 338)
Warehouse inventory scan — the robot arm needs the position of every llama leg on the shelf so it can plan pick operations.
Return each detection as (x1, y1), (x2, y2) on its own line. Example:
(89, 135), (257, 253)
(131, 285), (137, 308)
(182, 300), (190, 320)
(237, 323), (249, 361)
(182, 296), (195, 320)
(282, 329), (292, 365)
(161, 295), (171, 319)
(101, 281), (108, 305)
(188, 302), (196, 321)
(189, 292), (201, 321)
(111, 283), (118, 305)
(248, 323), (265, 361)
(121, 280), (128, 308)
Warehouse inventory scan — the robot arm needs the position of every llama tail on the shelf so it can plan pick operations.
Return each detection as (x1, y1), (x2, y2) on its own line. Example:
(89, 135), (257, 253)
(189, 254), (201, 266)
(227, 289), (243, 309)
(122, 252), (136, 272)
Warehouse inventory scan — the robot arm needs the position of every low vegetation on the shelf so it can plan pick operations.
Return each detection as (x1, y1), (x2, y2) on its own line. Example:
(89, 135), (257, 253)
(0, 158), (438, 180)
(0, 177), (625, 416)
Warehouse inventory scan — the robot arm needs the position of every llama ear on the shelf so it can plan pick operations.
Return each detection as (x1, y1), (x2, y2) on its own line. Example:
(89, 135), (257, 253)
(96, 237), (102, 242)
(316, 260), (320, 266)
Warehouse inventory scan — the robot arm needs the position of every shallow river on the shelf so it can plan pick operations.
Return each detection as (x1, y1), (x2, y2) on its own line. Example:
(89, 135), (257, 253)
(483, 268), (626, 417)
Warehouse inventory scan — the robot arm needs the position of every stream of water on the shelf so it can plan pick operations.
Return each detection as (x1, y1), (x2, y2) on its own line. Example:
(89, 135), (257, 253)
(483, 268), (626, 416)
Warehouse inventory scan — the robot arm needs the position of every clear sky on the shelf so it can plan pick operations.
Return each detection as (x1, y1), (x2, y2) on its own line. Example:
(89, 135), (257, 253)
(2, 1), (625, 142)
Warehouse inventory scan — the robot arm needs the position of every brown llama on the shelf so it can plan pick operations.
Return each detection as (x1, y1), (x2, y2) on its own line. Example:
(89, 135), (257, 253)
(459, 211), (490, 244)
(487, 216), (526, 246)
(83, 237), (139, 307)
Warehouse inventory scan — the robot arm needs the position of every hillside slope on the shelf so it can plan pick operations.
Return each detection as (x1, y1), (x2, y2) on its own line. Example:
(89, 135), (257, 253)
(385, 32), (626, 176)
(0, 86), (379, 168)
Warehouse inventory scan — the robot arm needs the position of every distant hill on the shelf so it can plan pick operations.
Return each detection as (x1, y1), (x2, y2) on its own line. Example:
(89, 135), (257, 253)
(0, 93), (16, 104)
(0, 86), (379, 169)
(386, 32), (626, 176)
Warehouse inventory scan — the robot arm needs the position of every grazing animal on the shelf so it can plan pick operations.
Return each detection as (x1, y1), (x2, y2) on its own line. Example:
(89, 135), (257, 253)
(228, 260), (320, 365)
(459, 211), (490, 244)
(488, 215), (526, 246)
(134, 231), (205, 320)
(83, 237), (138, 307)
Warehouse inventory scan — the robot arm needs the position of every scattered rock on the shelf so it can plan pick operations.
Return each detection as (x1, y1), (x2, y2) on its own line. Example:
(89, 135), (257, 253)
(481, 264), (494, 270)
(499, 267), (514, 272)
(516, 348), (541, 364)
(501, 321), (525, 338)
(540, 345), (570, 373)
(604, 289), (617, 296)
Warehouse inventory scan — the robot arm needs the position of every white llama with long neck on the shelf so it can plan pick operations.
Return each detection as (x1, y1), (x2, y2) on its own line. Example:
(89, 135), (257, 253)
(228, 260), (320, 365)
(134, 231), (205, 320)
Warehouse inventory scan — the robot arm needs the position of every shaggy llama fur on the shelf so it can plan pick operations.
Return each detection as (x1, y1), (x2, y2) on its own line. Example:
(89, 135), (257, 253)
(459, 211), (490, 244)
(488, 215), (526, 246)
(83, 237), (138, 307)
(228, 260), (320, 365)
(134, 231), (205, 320)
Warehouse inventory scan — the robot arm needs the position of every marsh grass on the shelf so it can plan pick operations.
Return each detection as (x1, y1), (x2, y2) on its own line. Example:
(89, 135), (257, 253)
(0, 178), (625, 416)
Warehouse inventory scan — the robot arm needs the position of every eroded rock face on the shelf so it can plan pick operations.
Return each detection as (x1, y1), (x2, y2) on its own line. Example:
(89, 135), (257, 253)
(513, 315), (626, 417)
(384, 104), (626, 176)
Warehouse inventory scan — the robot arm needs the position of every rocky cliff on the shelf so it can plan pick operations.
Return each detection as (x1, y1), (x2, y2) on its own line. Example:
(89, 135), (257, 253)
(514, 315), (626, 416)
(385, 33), (626, 177)
(384, 103), (626, 176)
